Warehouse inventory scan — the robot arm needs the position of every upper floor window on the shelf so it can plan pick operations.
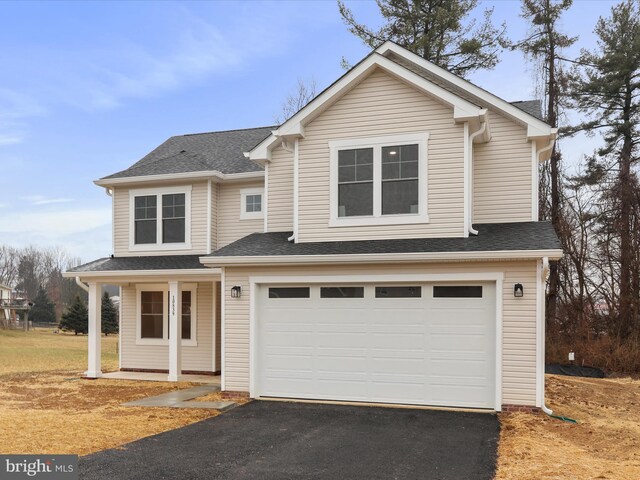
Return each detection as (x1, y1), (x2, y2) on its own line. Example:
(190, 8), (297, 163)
(129, 186), (191, 250)
(240, 187), (264, 220)
(329, 133), (429, 227)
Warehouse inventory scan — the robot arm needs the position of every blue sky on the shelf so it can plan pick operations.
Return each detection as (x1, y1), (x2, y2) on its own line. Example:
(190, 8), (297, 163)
(0, 0), (614, 262)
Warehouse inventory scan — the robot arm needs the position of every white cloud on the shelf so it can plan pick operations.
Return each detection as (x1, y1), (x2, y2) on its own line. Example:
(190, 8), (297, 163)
(0, 207), (111, 239)
(0, 132), (24, 145)
(21, 195), (74, 206)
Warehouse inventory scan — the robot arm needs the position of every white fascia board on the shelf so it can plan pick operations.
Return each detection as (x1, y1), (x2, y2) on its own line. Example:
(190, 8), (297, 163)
(246, 53), (483, 163)
(62, 268), (221, 279)
(200, 249), (564, 266)
(376, 42), (554, 139)
(94, 170), (264, 187)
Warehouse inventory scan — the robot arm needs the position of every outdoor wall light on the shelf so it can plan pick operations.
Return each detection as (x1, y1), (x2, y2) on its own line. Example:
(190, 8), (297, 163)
(514, 283), (524, 298)
(231, 286), (242, 298)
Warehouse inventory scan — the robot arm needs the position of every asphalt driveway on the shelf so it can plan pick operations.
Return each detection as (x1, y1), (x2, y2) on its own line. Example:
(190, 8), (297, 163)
(81, 400), (499, 480)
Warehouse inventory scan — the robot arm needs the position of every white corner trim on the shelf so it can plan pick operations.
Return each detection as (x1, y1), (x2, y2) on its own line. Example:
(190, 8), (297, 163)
(531, 142), (539, 222)
(135, 283), (198, 347)
(207, 180), (212, 254)
(128, 185), (192, 252)
(328, 132), (429, 228)
(247, 271), (505, 410)
(239, 187), (265, 220)
(220, 267), (226, 391)
(212, 280), (218, 372)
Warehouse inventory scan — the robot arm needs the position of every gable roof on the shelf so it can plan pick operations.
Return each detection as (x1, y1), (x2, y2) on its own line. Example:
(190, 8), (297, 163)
(248, 42), (555, 163)
(98, 126), (274, 184)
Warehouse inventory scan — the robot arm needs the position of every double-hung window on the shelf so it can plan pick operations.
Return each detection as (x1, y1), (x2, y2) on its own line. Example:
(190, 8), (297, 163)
(330, 133), (428, 226)
(137, 284), (197, 346)
(130, 186), (191, 250)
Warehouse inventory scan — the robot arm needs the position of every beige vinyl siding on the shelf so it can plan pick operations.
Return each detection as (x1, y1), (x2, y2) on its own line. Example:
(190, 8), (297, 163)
(113, 181), (209, 257)
(216, 180), (264, 248)
(120, 282), (214, 372)
(267, 144), (293, 232)
(297, 68), (465, 242)
(223, 261), (538, 406)
(474, 109), (533, 223)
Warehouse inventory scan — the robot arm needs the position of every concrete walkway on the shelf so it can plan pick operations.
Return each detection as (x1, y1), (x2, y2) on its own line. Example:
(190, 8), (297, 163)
(123, 384), (236, 411)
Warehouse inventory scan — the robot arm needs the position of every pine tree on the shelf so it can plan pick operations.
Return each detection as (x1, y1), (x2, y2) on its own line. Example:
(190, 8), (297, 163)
(60, 295), (88, 335)
(570, 0), (640, 340)
(514, 0), (576, 332)
(101, 291), (118, 336)
(337, 0), (508, 77)
(29, 285), (57, 323)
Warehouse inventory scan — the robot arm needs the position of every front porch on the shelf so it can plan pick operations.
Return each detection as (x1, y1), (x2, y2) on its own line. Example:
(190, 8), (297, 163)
(72, 265), (221, 383)
(102, 371), (221, 385)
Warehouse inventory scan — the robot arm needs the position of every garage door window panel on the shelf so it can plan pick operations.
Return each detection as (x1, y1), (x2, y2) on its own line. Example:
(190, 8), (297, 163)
(433, 286), (483, 298)
(320, 287), (365, 298)
(268, 287), (310, 299)
(375, 286), (422, 298)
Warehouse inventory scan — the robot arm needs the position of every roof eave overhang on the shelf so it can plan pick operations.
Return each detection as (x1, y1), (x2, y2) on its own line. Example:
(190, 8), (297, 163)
(246, 52), (485, 164)
(200, 249), (564, 267)
(63, 268), (221, 281)
(94, 170), (264, 188)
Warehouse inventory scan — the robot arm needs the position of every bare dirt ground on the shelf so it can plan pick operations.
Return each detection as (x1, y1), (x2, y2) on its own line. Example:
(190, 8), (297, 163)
(497, 374), (640, 479)
(0, 329), (219, 455)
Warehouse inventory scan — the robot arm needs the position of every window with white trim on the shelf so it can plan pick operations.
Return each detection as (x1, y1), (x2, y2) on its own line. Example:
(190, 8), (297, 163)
(330, 133), (429, 227)
(137, 285), (197, 345)
(240, 187), (264, 220)
(129, 186), (191, 250)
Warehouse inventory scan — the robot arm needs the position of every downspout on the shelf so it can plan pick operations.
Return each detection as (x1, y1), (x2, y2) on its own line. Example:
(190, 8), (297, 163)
(280, 139), (298, 243)
(75, 277), (89, 293)
(467, 120), (487, 236)
(541, 256), (553, 416)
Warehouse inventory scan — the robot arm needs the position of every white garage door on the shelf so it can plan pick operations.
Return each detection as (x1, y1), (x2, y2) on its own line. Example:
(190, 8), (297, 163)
(256, 282), (496, 409)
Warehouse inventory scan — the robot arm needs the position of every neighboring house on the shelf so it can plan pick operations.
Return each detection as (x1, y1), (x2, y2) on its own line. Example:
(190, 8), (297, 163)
(64, 42), (562, 412)
(0, 284), (12, 325)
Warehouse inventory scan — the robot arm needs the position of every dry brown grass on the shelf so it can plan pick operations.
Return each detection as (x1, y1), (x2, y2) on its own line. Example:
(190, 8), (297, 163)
(0, 329), (219, 455)
(192, 390), (250, 405)
(497, 374), (640, 479)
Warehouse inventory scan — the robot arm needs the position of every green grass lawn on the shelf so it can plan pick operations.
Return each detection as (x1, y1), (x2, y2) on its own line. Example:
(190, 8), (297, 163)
(0, 327), (118, 376)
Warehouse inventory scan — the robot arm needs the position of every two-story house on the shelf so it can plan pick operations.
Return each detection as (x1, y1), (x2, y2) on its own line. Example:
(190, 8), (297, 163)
(65, 42), (562, 412)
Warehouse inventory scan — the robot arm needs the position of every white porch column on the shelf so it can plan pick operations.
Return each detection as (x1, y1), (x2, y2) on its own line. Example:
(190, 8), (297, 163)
(86, 282), (102, 378)
(168, 280), (182, 381)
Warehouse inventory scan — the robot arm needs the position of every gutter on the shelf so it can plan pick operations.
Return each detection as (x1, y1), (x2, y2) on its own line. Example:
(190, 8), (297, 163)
(75, 277), (89, 293)
(94, 170), (264, 188)
(199, 249), (564, 267)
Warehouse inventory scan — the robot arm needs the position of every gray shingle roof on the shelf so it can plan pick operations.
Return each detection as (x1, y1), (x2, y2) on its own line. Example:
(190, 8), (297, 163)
(102, 126), (275, 180)
(209, 222), (561, 258)
(68, 255), (207, 273)
(510, 100), (543, 121)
